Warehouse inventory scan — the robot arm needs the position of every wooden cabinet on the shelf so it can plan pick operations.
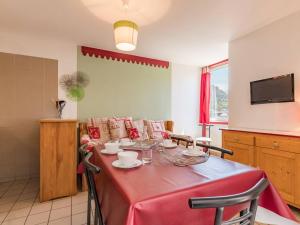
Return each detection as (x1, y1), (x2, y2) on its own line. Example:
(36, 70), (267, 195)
(40, 119), (77, 202)
(222, 131), (255, 166)
(222, 129), (300, 208)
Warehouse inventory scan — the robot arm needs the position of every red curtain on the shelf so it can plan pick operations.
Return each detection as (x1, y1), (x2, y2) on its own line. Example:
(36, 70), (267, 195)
(199, 67), (211, 136)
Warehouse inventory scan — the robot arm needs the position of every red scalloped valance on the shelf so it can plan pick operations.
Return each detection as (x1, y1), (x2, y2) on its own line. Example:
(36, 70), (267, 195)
(81, 46), (169, 69)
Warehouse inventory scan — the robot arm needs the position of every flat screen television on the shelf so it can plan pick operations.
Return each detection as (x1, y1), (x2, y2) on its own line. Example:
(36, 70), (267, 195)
(250, 73), (294, 105)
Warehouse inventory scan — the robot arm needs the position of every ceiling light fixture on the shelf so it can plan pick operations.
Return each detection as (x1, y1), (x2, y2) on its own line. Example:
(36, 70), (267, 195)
(113, 0), (138, 52)
(114, 20), (138, 51)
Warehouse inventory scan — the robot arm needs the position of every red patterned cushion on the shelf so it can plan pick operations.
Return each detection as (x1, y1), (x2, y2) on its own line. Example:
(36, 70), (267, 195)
(87, 126), (100, 139)
(161, 131), (170, 139)
(87, 117), (110, 143)
(125, 120), (148, 140)
(128, 128), (140, 139)
(146, 120), (166, 139)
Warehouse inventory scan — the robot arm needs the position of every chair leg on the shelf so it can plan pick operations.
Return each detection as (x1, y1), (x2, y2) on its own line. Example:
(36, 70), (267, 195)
(240, 209), (248, 224)
(94, 213), (98, 225)
(87, 192), (92, 225)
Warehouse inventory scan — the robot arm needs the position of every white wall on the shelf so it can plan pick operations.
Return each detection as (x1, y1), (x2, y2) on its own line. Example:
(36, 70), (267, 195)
(171, 63), (202, 138)
(0, 30), (77, 118)
(229, 11), (300, 132)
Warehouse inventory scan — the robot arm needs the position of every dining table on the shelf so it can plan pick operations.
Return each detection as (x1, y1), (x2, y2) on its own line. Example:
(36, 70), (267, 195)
(92, 145), (296, 225)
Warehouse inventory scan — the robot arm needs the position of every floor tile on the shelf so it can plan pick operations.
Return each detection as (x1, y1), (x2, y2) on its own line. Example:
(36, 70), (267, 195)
(49, 206), (71, 221)
(48, 216), (71, 225)
(71, 193), (88, 205)
(11, 200), (34, 210)
(5, 189), (22, 195)
(0, 203), (14, 213)
(0, 212), (8, 223)
(52, 197), (71, 210)
(0, 196), (18, 205)
(72, 212), (87, 225)
(5, 207), (30, 221)
(25, 211), (50, 225)
(9, 184), (26, 190)
(2, 216), (27, 225)
(2, 192), (20, 199)
(19, 192), (37, 201)
(72, 202), (87, 215)
(22, 188), (38, 195)
(13, 180), (28, 185)
(30, 202), (52, 215)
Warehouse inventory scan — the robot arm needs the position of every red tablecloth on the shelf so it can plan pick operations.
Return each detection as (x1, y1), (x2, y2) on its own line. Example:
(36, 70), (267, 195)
(92, 147), (296, 225)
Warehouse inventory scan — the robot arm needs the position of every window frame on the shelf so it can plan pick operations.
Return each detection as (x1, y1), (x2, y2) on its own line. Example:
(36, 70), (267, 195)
(209, 59), (229, 125)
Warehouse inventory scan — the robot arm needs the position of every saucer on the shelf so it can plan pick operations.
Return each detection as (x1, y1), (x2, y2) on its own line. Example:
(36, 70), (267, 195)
(120, 142), (136, 147)
(182, 150), (206, 157)
(112, 159), (142, 169)
(100, 148), (123, 155)
(159, 143), (177, 149)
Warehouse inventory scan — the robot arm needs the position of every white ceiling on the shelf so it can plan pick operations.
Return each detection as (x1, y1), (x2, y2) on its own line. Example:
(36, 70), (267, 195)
(0, 0), (300, 66)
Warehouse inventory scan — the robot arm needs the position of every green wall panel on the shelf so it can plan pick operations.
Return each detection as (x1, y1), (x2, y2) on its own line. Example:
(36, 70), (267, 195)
(77, 48), (171, 120)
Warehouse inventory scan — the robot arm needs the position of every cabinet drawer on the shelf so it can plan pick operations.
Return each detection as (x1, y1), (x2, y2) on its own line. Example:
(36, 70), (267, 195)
(223, 142), (255, 166)
(223, 131), (254, 146)
(256, 135), (300, 153)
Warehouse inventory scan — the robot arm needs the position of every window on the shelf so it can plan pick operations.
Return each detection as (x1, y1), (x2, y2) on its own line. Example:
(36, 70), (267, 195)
(210, 63), (228, 123)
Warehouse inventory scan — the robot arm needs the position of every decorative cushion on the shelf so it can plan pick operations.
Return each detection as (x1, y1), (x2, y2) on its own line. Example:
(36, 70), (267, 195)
(87, 117), (110, 143)
(145, 120), (166, 139)
(161, 131), (170, 139)
(125, 120), (149, 140)
(108, 117), (132, 140)
(87, 126), (100, 139)
(128, 128), (140, 139)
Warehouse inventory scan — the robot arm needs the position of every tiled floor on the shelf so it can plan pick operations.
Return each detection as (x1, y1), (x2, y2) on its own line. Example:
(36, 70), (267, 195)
(0, 179), (91, 225)
(0, 179), (299, 225)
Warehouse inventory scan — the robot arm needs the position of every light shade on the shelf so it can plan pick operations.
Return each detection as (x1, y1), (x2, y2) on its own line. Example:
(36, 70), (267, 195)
(113, 20), (138, 51)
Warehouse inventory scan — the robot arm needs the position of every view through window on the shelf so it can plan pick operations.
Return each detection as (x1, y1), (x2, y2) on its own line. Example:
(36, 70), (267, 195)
(210, 63), (229, 123)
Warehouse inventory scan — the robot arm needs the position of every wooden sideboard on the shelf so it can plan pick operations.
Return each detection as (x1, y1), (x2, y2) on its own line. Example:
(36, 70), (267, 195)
(40, 119), (77, 202)
(222, 128), (300, 209)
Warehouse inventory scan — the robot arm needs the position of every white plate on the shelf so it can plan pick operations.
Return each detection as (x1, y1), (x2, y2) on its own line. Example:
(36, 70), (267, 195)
(120, 142), (136, 147)
(112, 159), (142, 169)
(100, 148), (123, 155)
(182, 150), (206, 157)
(159, 143), (177, 149)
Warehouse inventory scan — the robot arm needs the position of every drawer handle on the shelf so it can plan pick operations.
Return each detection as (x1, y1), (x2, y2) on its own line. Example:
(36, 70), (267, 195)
(273, 141), (279, 148)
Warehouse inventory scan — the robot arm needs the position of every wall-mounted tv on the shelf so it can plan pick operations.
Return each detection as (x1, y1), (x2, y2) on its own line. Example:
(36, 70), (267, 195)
(250, 73), (294, 105)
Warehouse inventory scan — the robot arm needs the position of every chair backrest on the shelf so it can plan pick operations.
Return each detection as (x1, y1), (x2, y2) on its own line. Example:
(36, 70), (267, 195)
(189, 178), (269, 225)
(196, 143), (233, 159)
(81, 147), (104, 225)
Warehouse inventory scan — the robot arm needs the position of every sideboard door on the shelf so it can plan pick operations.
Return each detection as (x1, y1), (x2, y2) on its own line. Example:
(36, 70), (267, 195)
(257, 147), (295, 204)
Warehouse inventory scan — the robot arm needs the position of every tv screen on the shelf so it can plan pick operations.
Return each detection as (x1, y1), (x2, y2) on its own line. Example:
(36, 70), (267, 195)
(250, 74), (294, 105)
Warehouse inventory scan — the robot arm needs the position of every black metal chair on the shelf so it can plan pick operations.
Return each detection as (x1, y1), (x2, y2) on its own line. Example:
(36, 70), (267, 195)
(171, 136), (194, 148)
(189, 178), (269, 225)
(196, 143), (233, 159)
(79, 145), (104, 225)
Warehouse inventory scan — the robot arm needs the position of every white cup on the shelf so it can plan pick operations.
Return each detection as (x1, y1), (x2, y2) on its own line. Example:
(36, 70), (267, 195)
(104, 142), (120, 152)
(117, 151), (138, 165)
(120, 138), (131, 145)
(163, 139), (172, 146)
